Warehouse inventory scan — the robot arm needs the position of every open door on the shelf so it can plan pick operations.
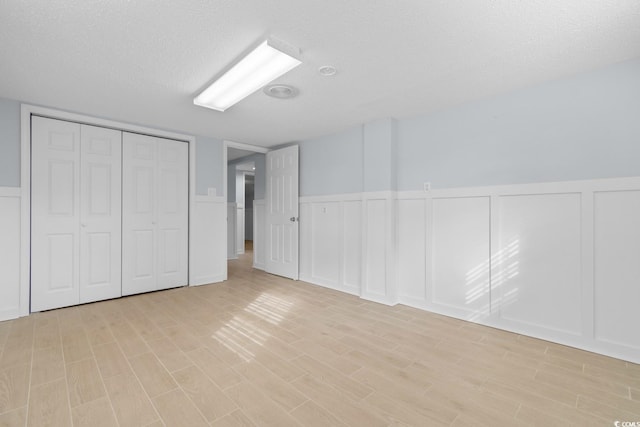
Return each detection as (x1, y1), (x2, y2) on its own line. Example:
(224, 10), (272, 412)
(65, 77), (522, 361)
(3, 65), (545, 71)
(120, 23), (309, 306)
(265, 145), (299, 279)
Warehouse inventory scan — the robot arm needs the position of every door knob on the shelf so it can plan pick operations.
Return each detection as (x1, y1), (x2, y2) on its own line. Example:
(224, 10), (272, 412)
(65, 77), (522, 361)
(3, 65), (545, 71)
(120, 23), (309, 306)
(290, 217), (296, 222)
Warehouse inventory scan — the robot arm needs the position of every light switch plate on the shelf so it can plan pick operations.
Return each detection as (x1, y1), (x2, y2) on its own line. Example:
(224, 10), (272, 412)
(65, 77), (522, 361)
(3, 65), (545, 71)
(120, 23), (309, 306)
(424, 182), (431, 192)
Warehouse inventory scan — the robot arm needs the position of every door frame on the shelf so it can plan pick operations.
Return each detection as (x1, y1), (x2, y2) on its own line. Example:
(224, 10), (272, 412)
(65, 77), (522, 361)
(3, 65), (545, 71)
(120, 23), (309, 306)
(223, 141), (268, 266)
(20, 104), (196, 317)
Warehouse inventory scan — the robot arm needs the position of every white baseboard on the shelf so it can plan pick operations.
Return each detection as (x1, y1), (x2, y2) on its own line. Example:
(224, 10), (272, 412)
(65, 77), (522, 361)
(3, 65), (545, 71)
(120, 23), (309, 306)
(299, 274), (359, 297)
(190, 274), (226, 286)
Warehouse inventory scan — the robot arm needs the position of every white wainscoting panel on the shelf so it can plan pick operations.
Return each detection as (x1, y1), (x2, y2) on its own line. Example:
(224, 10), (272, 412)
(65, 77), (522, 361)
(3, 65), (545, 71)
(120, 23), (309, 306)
(311, 202), (341, 286)
(594, 190), (640, 350)
(298, 177), (640, 363)
(397, 199), (426, 301)
(0, 187), (21, 321)
(497, 193), (582, 335)
(399, 177), (640, 363)
(253, 200), (266, 270)
(342, 200), (361, 294)
(190, 196), (226, 286)
(299, 195), (361, 295)
(227, 203), (237, 260)
(236, 206), (245, 255)
(362, 194), (396, 304)
(363, 199), (387, 297)
(245, 208), (253, 240)
(431, 197), (490, 318)
(299, 201), (312, 279)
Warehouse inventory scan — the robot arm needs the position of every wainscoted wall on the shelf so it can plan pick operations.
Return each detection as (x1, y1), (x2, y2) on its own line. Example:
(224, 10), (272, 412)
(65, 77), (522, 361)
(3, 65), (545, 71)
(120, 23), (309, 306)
(0, 187), (21, 321)
(1, 190), (224, 320)
(593, 190), (640, 351)
(299, 177), (640, 363)
(236, 205), (245, 255)
(299, 194), (362, 296)
(361, 192), (396, 304)
(253, 199), (266, 270)
(227, 203), (237, 260)
(245, 208), (253, 240)
(189, 195), (227, 286)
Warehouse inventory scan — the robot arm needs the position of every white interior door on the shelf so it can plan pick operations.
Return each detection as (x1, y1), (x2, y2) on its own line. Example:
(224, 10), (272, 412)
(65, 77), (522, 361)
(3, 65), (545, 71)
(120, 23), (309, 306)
(79, 125), (122, 304)
(31, 117), (81, 311)
(265, 145), (299, 279)
(32, 118), (123, 311)
(156, 138), (189, 290)
(122, 133), (188, 295)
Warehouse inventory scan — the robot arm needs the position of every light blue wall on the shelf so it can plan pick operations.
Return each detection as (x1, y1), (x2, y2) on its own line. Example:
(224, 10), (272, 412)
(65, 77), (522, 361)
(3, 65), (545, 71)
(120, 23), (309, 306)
(5, 58), (639, 195)
(0, 99), (21, 187)
(397, 58), (640, 190)
(0, 97), (224, 193)
(363, 118), (397, 192)
(299, 127), (363, 196)
(296, 58), (640, 195)
(195, 135), (224, 196)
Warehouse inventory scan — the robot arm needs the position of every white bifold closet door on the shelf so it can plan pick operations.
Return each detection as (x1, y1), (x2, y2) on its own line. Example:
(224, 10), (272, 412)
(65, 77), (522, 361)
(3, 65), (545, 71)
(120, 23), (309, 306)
(31, 116), (122, 312)
(122, 132), (188, 296)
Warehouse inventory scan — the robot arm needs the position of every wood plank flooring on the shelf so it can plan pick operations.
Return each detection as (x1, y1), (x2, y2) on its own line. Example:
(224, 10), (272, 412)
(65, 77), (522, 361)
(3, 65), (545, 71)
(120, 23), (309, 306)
(0, 250), (638, 426)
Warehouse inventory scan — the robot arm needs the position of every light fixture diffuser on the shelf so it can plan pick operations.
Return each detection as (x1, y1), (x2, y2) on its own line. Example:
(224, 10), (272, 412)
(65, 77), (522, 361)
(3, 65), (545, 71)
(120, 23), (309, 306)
(194, 39), (301, 112)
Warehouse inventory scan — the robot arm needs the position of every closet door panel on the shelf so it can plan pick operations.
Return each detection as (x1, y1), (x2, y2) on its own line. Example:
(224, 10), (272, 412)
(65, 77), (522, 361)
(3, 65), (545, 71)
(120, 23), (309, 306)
(157, 138), (188, 290)
(122, 133), (157, 295)
(79, 125), (122, 303)
(31, 116), (81, 311)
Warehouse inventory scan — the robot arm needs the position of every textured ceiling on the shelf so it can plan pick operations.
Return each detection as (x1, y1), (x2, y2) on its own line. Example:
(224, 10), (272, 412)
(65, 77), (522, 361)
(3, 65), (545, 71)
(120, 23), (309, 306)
(1, 1), (639, 147)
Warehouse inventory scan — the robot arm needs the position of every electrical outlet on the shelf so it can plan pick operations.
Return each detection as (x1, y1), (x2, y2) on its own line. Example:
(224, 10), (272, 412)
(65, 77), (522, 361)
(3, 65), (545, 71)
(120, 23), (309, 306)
(424, 182), (431, 192)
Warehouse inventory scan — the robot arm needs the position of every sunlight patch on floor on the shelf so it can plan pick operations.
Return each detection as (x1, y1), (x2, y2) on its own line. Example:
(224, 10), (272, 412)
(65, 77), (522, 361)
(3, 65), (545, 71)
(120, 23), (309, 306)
(212, 291), (294, 361)
(244, 292), (294, 325)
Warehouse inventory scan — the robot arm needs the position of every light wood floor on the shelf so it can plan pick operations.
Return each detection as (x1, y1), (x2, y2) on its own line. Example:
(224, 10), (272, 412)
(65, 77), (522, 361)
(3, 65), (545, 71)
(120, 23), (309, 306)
(1, 251), (638, 426)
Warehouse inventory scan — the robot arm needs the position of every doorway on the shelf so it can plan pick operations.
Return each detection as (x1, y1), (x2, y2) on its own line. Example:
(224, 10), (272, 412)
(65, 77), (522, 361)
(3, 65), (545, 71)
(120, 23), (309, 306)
(224, 143), (268, 272)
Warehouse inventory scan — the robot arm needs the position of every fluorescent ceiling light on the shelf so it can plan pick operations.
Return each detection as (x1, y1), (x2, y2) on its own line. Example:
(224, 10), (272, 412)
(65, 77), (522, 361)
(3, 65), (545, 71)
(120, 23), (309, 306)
(194, 39), (301, 112)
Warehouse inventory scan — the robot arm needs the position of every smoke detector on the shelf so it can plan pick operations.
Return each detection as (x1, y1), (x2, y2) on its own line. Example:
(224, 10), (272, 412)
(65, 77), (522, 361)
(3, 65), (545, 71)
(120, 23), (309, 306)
(263, 84), (299, 99)
(318, 65), (337, 76)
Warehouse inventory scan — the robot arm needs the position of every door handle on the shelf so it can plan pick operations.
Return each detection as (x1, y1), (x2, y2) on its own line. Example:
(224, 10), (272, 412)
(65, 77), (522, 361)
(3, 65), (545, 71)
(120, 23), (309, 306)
(290, 217), (298, 222)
